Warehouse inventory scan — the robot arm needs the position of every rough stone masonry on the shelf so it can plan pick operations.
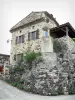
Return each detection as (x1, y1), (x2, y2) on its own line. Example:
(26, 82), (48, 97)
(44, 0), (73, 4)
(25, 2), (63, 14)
(21, 36), (75, 96)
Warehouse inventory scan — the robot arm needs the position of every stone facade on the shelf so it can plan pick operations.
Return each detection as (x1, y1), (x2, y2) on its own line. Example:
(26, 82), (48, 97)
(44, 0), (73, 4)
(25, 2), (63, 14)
(10, 11), (58, 65)
(9, 12), (75, 95)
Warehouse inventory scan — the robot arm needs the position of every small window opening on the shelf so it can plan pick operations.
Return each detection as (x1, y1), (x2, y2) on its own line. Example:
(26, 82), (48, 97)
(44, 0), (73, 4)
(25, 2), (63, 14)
(20, 30), (22, 33)
(32, 26), (35, 29)
(44, 31), (48, 37)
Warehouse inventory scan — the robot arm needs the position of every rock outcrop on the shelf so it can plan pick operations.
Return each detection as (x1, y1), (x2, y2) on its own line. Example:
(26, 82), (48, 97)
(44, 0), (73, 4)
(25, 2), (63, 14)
(21, 36), (75, 95)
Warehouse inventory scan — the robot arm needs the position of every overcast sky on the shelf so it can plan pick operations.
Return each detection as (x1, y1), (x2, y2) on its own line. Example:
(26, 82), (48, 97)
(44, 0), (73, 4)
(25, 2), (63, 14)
(0, 0), (75, 55)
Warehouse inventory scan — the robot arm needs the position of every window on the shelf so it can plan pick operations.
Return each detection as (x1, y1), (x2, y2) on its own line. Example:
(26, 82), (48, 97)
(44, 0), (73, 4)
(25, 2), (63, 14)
(32, 31), (36, 40)
(15, 35), (24, 44)
(20, 30), (22, 33)
(19, 35), (24, 43)
(28, 33), (30, 41)
(36, 29), (39, 39)
(16, 53), (23, 62)
(44, 31), (48, 37)
(16, 37), (18, 44)
(32, 26), (35, 29)
(46, 18), (49, 23)
(19, 36), (22, 43)
(22, 35), (24, 43)
(28, 30), (39, 41)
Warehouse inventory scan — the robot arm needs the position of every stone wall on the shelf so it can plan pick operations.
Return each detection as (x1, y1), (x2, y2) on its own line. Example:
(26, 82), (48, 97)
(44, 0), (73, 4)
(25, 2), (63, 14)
(21, 36), (75, 96)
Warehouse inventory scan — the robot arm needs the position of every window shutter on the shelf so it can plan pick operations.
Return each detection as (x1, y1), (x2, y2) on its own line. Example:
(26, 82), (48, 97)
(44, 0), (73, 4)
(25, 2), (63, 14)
(22, 35), (24, 43)
(19, 36), (21, 43)
(36, 29), (39, 39)
(21, 53), (23, 61)
(14, 55), (16, 61)
(15, 36), (18, 44)
(28, 33), (30, 41)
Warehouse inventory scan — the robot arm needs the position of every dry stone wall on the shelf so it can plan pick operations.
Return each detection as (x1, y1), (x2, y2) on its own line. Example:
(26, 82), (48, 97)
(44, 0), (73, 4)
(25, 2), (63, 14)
(21, 36), (75, 95)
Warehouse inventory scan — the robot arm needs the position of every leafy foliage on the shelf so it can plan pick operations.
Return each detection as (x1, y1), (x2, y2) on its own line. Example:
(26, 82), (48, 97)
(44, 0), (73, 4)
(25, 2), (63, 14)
(53, 39), (68, 53)
(68, 82), (75, 94)
(24, 52), (41, 64)
(6, 65), (25, 90)
(57, 85), (64, 95)
(72, 38), (75, 42)
(9, 65), (25, 75)
(6, 52), (41, 91)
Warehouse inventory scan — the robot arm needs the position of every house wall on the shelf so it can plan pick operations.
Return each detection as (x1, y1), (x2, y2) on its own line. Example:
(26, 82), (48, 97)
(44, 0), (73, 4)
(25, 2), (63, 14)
(10, 17), (57, 65)
(0, 55), (10, 66)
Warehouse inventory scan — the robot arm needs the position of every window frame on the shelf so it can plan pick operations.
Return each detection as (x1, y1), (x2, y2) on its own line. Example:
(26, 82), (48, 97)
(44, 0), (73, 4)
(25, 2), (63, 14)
(19, 35), (24, 43)
(31, 31), (36, 40)
(16, 53), (23, 62)
(16, 34), (24, 44)
(28, 30), (39, 41)
(44, 31), (48, 37)
(16, 36), (18, 44)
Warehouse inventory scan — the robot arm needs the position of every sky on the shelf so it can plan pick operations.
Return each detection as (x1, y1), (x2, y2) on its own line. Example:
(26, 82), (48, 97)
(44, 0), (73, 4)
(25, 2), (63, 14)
(0, 0), (75, 55)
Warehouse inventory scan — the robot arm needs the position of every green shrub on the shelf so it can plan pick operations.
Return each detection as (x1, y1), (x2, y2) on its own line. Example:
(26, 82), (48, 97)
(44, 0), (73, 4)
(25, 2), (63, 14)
(72, 38), (75, 42)
(6, 52), (42, 92)
(24, 52), (41, 64)
(57, 85), (64, 95)
(53, 39), (68, 53)
(17, 83), (24, 90)
(9, 65), (25, 75)
(68, 83), (75, 94)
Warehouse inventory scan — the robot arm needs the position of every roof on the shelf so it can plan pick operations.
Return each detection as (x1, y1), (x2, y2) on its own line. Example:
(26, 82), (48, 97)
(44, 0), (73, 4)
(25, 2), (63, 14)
(50, 22), (75, 38)
(10, 11), (59, 32)
(0, 54), (10, 57)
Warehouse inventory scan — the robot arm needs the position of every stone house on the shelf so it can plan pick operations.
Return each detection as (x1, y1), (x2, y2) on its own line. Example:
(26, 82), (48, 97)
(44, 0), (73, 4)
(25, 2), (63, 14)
(10, 11), (59, 65)
(10, 11), (75, 65)
(10, 11), (75, 95)
(0, 54), (10, 66)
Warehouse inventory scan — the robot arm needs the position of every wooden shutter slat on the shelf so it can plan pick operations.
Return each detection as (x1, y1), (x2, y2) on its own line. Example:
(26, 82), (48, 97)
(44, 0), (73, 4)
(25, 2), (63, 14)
(28, 33), (30, 41)
(36, 29), (39, 39)
(16, 36), (18, 44)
